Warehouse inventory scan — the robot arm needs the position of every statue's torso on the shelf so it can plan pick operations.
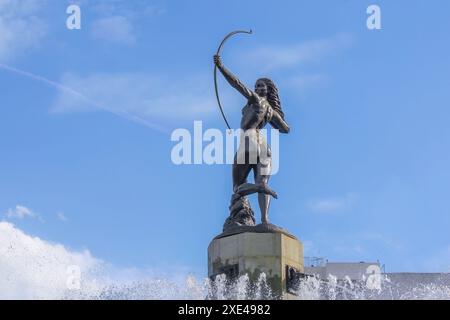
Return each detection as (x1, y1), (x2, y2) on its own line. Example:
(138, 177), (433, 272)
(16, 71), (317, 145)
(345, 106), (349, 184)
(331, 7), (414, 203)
(238, 96), (271, 157)
(240, 95), (270, 131)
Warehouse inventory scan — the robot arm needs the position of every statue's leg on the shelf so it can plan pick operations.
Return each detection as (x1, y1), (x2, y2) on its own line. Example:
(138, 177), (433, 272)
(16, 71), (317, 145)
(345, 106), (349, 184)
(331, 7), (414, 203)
(224, 154), (255, 229)
(233, 153), (252, 192)
(255, 155), (272, 224)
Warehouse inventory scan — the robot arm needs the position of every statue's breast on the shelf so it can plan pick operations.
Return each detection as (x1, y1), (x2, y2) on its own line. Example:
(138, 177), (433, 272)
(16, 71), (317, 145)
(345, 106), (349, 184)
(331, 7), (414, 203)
(242, 96), (266, 114)
(241, 103), (252, 115)
(241, 99), (269, 130)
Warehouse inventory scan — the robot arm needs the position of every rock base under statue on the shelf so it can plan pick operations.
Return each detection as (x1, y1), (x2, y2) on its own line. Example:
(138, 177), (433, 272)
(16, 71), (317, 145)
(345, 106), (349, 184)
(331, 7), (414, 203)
(208, 224), (304, 299)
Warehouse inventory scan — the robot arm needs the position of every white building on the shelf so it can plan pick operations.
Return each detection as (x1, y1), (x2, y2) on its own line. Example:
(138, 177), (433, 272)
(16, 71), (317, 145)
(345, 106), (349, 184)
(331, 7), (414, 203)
(304, 259), (381, 281)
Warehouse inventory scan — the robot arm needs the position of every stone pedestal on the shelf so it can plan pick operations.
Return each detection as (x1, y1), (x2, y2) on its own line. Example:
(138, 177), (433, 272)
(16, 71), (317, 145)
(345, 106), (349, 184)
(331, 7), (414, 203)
(208, 227), (303, 299)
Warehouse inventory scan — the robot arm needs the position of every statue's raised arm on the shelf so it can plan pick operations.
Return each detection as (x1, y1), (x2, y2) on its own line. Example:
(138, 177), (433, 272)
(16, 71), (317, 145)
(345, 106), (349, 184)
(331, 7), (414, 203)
(214, 55), (255, 100)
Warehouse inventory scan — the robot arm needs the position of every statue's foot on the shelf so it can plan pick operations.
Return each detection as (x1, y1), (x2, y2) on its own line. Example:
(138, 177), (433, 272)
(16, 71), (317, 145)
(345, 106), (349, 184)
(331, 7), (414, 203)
(235, 183), (278, 199)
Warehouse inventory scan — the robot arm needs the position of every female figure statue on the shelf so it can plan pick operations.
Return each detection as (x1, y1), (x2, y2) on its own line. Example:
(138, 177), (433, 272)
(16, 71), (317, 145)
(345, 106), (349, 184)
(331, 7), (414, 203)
(214, 55), (290, 230)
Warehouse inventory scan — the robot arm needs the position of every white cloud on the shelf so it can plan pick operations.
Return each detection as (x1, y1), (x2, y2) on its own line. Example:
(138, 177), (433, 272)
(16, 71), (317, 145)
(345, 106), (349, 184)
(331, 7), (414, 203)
(308, 193), (357, 213)
(51, 72), (218, 129)
(241, 34), (353, 72)
(0, 64), (219, 131)
(0, 64), (167, 131)
(91, 16), (136, 45)
(0, 0), (46, 61)
(288, 74), (328, 89)
(0, 221), (207, 299)
(5, 205), (38, 219)
(57, 212), (68, 222)
(89, 1), (165, 45)
(91, 1), (165, 17)
(142, 5), (166, 17)
(284, 73), (330, 97)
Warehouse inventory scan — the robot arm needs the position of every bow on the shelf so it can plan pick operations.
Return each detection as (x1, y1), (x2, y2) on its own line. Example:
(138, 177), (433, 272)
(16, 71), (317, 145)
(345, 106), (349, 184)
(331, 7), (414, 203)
(214, 29), (253, 129)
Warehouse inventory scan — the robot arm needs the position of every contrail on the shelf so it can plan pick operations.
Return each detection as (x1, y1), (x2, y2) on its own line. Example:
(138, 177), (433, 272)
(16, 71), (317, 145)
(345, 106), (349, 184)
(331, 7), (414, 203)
(0, 63), (167, 133)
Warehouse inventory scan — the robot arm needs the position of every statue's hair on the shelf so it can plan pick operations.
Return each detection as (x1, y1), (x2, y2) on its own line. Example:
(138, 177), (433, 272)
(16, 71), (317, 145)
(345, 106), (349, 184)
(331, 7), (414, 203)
(257, 78), (285, 119)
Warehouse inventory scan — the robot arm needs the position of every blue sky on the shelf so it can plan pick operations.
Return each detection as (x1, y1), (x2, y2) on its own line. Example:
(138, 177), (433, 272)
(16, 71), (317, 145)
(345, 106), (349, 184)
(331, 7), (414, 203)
(1, 0), (450, 282)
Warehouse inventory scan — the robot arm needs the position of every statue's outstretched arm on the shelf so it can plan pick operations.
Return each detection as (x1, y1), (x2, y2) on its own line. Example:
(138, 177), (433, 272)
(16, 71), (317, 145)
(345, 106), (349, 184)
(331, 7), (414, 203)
(214, 55), (254, 100)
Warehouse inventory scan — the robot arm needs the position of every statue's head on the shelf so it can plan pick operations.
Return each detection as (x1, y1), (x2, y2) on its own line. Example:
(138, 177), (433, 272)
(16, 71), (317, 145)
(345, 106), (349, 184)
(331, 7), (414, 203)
(255, 78), (285, 120)
(255, 79), (269, 97)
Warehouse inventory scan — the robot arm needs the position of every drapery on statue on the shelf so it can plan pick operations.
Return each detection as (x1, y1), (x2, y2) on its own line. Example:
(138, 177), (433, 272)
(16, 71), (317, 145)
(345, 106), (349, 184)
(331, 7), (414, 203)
(214, 53), (290, 231)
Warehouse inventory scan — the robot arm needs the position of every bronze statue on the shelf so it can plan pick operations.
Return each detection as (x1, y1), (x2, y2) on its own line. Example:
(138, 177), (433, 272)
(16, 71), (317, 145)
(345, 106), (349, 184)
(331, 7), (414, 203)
(213, 31), (290, 231)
